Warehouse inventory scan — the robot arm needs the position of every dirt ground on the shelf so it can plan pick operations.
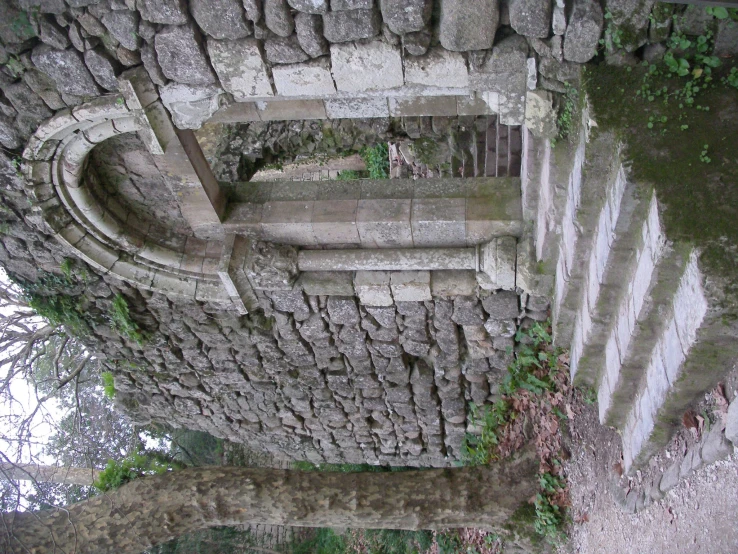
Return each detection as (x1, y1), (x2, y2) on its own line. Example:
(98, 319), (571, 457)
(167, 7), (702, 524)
(560, 364), (738, 554)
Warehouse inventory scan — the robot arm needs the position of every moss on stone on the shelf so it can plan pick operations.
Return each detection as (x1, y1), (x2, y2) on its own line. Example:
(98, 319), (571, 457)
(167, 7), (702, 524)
(585, 62), (738, 306)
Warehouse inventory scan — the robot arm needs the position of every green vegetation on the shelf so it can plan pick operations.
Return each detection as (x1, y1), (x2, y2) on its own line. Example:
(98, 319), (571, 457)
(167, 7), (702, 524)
(94, 453), (172, 492)
(336, 169), (364, 180)
(360, 143), (390, 179)
(101, 371), (116, 399)
(462, 322), (570, 545)
(553, 84), (580, 147)
(584, 49), (738, 302)
(287, 528), (434, 554)
(110, 293), (147, 345)
(412, 137), (438, 166)
(146, 526), (260, 554)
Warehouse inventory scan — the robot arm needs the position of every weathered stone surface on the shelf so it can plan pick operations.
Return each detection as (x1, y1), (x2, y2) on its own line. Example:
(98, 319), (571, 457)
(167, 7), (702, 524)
(324, 97), (389, 118)
(21, 69), (65, 111)
(31, 44), (100, 97)
(470, 34), (527, 99)
(295, 12), (329, 57)
(265, 35), (311, 64)
(38, 16), (70, 49)
(330, 41), (403, 91)
(552, 4), (566, 35)
(380, 0), (431, 35)
(355, 271), (393, 306)
(509, 0), (552, 38)
(563, 0), (603, 63)
(138, 0), (189, 24)
(525, 89), (556, 138)
(0, 0), (38, 44)
(648, 2), (672, 43)
(659, 460), (680, 492)
(439, 0), (498, 52)
(208, 38), (273, 99)
(481, 291), (519, 319)
(287, 0), (329, 14)
(327, 296), (361, 325)
(272, 57), (336, 95)
(538, 56), (580, 84)
(101, 9), (141, 51)
(140, 43), (168, 86)
(264, 0), (295, 37)
(404, 47), (469, 88)
(160, 83), (223, 128)
(402, 30), (431, 56)
(243, 0), (263, 22)
(155, 23), (217, 85)
(391, 271), (431, 302)
(431, 271), (477, 297)
(191, 0), (252, 39)
(3, 82), (52, 125)
(298, 272), (354, 295)
(700, 423), (732, 464)
(244, 241), (299, 290)
(84, 48), (121, 91)
(0, 114), (20, 149)
(714, 18), (738, 57)
(323, 8), (382, 43)
(726, 399), (738, 447)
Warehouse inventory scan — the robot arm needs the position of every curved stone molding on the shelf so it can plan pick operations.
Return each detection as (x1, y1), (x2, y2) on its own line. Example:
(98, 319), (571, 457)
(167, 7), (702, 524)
(21, 96), (230, 305)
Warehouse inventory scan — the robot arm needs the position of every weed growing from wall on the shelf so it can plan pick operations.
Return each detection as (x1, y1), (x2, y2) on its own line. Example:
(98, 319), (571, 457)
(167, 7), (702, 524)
(101, 371), (116, 399)
(109, 293), (147, 345)
(462, 322), (570, 545)
(360, 143), (390, 179)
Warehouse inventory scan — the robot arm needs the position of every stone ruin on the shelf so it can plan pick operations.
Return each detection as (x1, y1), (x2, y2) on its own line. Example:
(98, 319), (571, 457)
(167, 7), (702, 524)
(1, 0), (737, 471)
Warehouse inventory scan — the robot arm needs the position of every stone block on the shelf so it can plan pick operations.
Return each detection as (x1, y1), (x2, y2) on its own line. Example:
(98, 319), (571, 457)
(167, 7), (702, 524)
(330, 41), (403, 92)
(404, 47), (469, 89)
(261, 200), (316, 245)
(264, 0), (295, 36)
(726, 399), (738, 447)
(563, 0), (603, 63)
(700, 423), (733, 465)
(138, 0), (190, 25)
(323, 8), (381, 42)
(431, 270), (477, 297)
(265, 35), (311, 64)
(298, 272), (355, 295)
(256, 99), (327, 120)
(31, 44), (100, 97)
(325, 98), (389, 119)
(411, 197), (466, 247)
(160, 82), (223, 129)
(190, 0), (252, 40)
(207, 38), (274, 100)
(388, 96), (457, 117)
(508, 0), (552, 39)
(357, 198), (413, 248)
(295, 12), (329, 57)
(525, 90), (556, 138)
(311, 199), (360, 245)
(244, 240), (299, 290)
(481, 291), (519, 319)
(457, 96), (495, 116)
(391, 271), (431, 302)
(154, 23), (217, 85)
(478, 237), (517, 291)
(439, 0), (498, 51)
(222, 202), (263, 236)
(354, 271), (393, 306)
(209, 102), (261, 123)
(380, 0), (431, 34)
(272, 58), (337, 96)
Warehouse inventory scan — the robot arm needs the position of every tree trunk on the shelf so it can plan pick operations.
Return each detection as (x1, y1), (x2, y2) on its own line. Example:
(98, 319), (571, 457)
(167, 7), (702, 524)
(0, 447), (537, 554)
(0, 462), (99, 486)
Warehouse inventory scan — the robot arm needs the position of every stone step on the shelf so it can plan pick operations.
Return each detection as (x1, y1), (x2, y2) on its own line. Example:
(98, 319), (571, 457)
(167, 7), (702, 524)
(567, 161), (635, 387)
(620, 249), (708, 471)
(552, 129), (619, 349)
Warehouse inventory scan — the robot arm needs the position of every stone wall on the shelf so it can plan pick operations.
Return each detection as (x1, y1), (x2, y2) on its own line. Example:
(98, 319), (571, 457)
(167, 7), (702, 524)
(1, 147), (547, 467)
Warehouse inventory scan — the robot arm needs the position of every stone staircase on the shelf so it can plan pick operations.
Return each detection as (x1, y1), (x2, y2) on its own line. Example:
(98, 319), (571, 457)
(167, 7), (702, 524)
(524, 105), (720, 473)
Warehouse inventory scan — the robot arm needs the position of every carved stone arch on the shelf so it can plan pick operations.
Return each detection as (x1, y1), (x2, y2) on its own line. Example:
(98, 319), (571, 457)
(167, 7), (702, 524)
(21, 93), (230, 306)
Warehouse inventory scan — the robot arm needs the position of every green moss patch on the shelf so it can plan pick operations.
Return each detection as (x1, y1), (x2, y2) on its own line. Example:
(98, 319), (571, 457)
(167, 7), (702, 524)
(585, 61), (738, 304)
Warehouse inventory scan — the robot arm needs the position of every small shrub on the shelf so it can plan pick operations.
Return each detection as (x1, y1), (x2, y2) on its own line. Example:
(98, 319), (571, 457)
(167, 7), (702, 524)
(60, 258), (74, 280)
(360, 143), (390, 179)
(336, 169), (364, 180)
(94, 453), (170, 492)
(110, 293), (147, 345)
(101, 372), (116, 399)
(27, 294), (89, 335)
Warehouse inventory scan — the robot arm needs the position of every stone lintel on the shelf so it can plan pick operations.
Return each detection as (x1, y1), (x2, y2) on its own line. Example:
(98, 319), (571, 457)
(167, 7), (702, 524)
(298, 248), (477, 272)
